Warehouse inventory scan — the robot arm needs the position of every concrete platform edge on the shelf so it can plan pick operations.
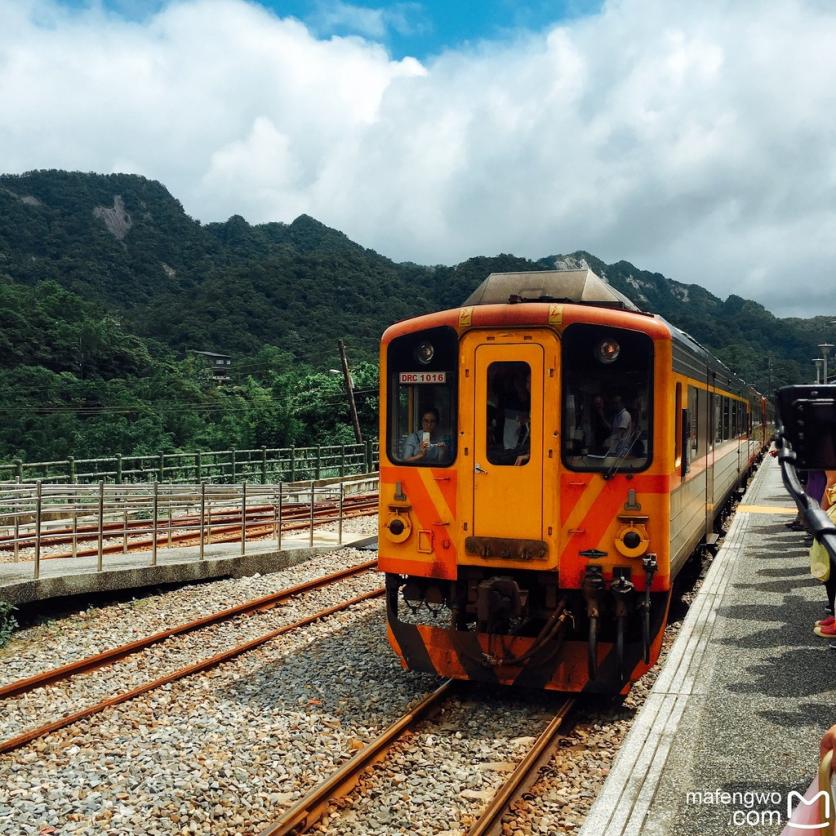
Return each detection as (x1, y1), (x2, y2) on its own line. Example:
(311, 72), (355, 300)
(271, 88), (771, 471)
(1, 534), (378, 607)
(578, 460), (770, 836)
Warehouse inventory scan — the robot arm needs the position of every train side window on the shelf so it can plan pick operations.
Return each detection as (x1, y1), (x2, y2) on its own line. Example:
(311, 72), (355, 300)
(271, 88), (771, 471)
(674, 382), (682, 469)
(486, 361), (531, 466)
(722, 396), (731, 441)
(698, 388), (709, 455)
(561, 324), (653, 473)
(688, 386), (698, 460)
(386, 327), (458, 467)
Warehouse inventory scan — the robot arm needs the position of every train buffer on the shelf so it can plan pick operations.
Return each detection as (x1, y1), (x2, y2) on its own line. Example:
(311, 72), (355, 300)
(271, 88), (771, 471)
(581, 454), (836, 835)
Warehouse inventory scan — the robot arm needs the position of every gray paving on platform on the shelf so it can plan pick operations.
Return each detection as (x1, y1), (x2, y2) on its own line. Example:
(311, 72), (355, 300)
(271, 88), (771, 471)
(580, 456), (835, 835)
(0, 531), (376, 606)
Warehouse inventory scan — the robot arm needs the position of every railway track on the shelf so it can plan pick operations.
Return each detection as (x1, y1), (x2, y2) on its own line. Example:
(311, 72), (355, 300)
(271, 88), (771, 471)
(262, 684), (576, 835)
(0, 552), (597, 833)
(1, 493), (378, 559)
(0, 560), (382, 755)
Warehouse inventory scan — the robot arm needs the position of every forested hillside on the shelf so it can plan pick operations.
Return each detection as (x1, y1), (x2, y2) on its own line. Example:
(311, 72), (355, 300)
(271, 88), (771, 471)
(0, 170), (829, 462)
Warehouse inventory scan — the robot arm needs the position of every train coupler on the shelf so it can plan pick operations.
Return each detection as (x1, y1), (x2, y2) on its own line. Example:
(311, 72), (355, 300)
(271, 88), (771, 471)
(475, 576), (524, 633)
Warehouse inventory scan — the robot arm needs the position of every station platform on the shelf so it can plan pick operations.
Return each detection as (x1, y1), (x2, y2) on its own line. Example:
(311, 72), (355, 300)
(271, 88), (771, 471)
(581, 455), (834, 835)
(0, 531), (377, 607)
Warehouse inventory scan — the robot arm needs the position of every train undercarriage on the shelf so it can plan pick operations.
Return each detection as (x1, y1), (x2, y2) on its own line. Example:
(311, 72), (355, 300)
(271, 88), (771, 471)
(384, 565), (670, 694)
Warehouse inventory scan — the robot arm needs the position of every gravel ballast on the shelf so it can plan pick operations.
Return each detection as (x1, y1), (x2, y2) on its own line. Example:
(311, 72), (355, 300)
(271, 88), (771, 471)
(0, 497), (728, 834)
(0, 563), (439, 834)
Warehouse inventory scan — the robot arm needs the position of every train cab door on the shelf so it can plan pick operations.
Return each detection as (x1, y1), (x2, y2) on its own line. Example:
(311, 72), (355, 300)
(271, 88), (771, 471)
(470, 342), (545, 542)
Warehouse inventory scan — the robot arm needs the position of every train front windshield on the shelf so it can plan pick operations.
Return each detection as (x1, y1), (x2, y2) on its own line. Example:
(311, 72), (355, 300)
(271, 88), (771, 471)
(387, 326), (457, 467)
(561, 323), (653, 473)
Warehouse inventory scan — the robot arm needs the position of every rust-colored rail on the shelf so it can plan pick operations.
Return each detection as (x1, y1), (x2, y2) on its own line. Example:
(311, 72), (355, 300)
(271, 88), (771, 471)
(0, 586), (385, 755)
(1, 494), (378, 551)
(0, 559), (378, 700)
(261, 679), (456, 835)
(11, 497), (378, 561)
(467, 696), (576, 835)
(260, 689), (575, 836)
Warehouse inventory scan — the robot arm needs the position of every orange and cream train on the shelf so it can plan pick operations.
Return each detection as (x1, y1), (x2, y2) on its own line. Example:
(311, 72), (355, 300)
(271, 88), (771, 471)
(378, 269), (771, 693)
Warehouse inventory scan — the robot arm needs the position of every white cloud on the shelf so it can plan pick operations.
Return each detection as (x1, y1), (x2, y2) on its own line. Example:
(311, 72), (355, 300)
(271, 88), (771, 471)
(2, 0), (836, 316)
(311, 1), (387, 39)
(309, 1), (429, 39)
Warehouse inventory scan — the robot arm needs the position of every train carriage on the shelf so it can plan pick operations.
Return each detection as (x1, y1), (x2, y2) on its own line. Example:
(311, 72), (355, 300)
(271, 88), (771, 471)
(378, 269), (770, 694)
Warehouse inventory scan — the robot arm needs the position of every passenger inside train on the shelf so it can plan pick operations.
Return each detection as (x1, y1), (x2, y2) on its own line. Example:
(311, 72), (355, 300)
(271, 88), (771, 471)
(486, 362), (531, 466)
(401, 406), (451, 464)
(388, 327), (457, 467)
(562, 325), (651, 471)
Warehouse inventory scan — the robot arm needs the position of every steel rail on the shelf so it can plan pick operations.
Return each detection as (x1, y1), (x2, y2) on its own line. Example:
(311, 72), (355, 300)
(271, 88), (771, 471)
(11, 500), (378, 561)
(0, 587), (385, 755)
(0, 508), (277, 548)
(0, 494), (378, 551)
(466, 696), (576, 836)
(261, 679), (456, 836)
(0, 559), (378, 700)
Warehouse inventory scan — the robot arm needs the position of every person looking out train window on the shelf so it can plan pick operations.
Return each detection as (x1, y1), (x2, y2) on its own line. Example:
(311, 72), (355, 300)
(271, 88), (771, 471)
(403, 407), (450, 464)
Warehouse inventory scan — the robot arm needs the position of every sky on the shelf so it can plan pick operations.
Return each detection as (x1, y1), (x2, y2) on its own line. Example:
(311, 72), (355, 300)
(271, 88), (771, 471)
(2, 0), (836, 318)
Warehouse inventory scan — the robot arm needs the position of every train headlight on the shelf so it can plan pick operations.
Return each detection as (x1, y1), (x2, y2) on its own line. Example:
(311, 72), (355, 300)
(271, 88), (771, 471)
(415, 341), (434, 365)
(595, 338), (620, 364)
(614, 518), (649, 558)
(385, 510), (412, 543)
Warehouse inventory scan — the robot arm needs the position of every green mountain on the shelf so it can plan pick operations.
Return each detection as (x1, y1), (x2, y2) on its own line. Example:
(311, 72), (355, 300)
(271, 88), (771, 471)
(0, 169), (827, 461)
(534, 251), (816, 395)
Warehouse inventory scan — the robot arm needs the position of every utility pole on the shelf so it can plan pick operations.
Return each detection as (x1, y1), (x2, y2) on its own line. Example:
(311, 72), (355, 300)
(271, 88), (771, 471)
(337, 339), (363, 443)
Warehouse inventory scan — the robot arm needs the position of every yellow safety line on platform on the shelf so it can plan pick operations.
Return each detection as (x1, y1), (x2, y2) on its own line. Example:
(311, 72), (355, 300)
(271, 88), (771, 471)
(737, 504), (797, 515)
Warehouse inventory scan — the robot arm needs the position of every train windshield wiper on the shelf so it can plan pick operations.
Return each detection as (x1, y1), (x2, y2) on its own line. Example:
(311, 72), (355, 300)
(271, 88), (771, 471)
(604, 426), (642, 479)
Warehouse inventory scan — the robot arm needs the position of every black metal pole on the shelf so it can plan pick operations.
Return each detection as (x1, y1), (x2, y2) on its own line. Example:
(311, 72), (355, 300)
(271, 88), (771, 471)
(338, 339), (363, 444)
(777, 443), (836, 574)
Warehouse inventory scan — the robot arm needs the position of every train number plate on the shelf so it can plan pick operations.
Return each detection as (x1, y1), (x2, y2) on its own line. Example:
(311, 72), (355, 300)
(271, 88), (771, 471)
(399, 371), (447, 384)
(465, 536), (548, 561)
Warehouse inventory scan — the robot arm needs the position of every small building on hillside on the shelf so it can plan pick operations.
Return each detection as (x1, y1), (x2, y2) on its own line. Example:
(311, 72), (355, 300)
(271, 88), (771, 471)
(187, 350), (232, 382)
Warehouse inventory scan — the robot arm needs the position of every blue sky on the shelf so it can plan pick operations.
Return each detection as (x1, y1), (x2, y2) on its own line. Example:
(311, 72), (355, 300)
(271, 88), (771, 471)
(266, 0), (603, 58)
(57, 0), (603, 59)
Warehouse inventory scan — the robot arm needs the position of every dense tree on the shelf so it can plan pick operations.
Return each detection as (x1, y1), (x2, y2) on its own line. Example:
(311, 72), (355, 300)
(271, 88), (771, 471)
(0, 170), (830, 463)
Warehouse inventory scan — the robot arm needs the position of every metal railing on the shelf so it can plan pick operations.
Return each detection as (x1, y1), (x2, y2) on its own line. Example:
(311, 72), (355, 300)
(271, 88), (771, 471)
(0, 441), (380, 485)
(0, 476), (379, 581)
